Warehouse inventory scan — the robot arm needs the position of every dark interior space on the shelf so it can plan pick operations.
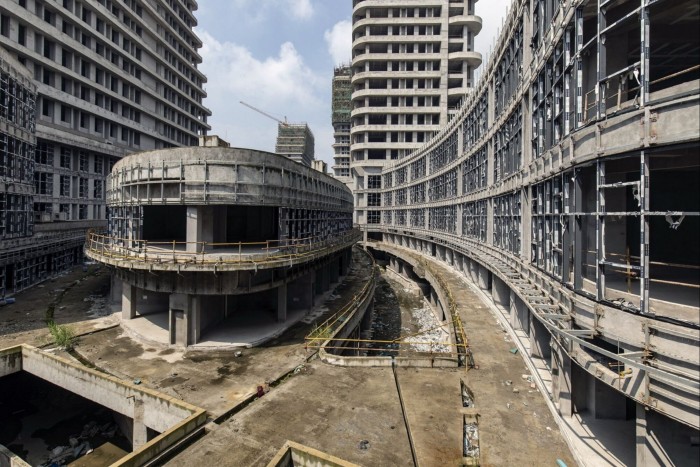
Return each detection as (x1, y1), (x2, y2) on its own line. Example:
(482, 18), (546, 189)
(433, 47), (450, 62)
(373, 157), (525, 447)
(141, 205), (187, 242)
(0, 372), (131, 466)
(649, 0), (700, 91)
(225, 206), (278, 243)
(648, 151), (700, 305)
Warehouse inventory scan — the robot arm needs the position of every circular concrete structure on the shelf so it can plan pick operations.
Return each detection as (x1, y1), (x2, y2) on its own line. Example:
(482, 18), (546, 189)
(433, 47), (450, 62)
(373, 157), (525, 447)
(86, 147), (359, 348)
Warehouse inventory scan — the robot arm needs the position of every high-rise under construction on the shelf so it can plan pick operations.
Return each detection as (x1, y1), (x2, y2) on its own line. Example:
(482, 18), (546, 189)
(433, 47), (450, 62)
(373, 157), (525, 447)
(0, 0), (211, 295)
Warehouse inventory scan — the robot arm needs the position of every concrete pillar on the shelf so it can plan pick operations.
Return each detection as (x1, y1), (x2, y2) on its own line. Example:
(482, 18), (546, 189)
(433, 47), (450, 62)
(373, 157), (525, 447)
(321, 264), (331, 292)
(330, 258), (340, 284)
(277, 283), (287, 322)
(186, 206), (214, 253)
(110, 273), (123, 304)
(557, 349), (573, 417)
(492, 276), (509, 307)
(189, 295), (201, 345)
(314, 270), (323, 296)
(529, 316), (551, 359)
(122, 282), (137, 320)
(511, 295), (529, 333)
(477, 264), (490, 290)
(169, 293), (192, 346)
(132, 399), (148, 451)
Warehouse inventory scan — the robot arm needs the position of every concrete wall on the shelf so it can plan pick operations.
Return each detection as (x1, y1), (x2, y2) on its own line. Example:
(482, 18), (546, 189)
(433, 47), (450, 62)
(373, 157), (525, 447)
(0, 445), (31, 467)
(0, 347), (22, 378)
(267, 440), (360, 467)
(16, 346), (202, 433)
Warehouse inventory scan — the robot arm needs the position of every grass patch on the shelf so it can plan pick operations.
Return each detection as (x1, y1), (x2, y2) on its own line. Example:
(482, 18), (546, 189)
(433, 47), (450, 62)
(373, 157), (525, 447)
(48, 321), (75, 350)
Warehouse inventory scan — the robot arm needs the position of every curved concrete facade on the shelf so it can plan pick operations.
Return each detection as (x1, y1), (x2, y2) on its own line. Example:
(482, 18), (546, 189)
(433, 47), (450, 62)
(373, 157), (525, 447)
(86, 147), (358, 347)
(359, 0), (700, 465)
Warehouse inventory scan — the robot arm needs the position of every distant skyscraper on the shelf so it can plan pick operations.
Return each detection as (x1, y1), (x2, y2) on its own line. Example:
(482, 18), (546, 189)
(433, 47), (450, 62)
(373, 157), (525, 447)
(350, 0), (482, 224)
(331, 64), (351, 185)
(275, 123), (315, 167)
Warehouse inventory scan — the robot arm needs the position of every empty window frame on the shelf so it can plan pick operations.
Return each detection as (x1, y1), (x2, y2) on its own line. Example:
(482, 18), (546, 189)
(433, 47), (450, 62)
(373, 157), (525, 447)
(410, 208), (425, 228)
(395, 209), (407, 226)
(367, 175), (382, 189)
(410, 157), (426, 180)
(463, 200), (487, 242)
(410, 182), (426, 204)
(367, 210), (381, 224)
(494, 106), (522, 183)
(493, 191), (522, 255)
(429, 131), (458, 173)
(429, 205), (457, 234)
(462, 92), (488, 151)
(494, 20), (523, 118)
(429, 168), (458, 202)
(395, 188), (407, 206)
(462, 145), (487, 194)
(531, 174), (572, 282)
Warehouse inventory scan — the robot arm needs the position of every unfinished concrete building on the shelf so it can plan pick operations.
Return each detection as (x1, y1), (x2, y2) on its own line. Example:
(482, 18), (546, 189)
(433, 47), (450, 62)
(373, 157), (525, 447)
(85, 147), (357, 347)
(350, 0), (483, 224)
(331, 64), (352, 185)
(357, 0), (700, 465)
(0, 0), (211, 294)
(0, 49), (39, 297)
(275, 123), (315, 167)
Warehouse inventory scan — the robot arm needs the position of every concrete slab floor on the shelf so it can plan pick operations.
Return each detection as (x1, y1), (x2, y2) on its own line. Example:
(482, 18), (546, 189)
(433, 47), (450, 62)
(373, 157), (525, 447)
(70, 249), (375, 415)
(0, 264), (118, 349)
(166, 364), (414, 467)
(379, 244), (577, 467)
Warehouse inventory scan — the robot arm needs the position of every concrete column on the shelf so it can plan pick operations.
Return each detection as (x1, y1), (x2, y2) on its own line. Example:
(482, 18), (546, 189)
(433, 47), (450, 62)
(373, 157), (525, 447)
(277, 283), (287, 322)
(169, 293), (190, 346)
(492, 276), (509, 307)
(529, 316), (551, 359)
(122, 282), (137, 320)
(314, 270), (323, 296)
(557, 349), (573, 417)
(477, 264), (490, 290)
(330, 258), (340, 284)
(132, 399), (148, 451)
(321, 264), (331, 292)
(110, 273), (123, 304)
(189, 295), (201, 345)
(186, 206), (214, 253)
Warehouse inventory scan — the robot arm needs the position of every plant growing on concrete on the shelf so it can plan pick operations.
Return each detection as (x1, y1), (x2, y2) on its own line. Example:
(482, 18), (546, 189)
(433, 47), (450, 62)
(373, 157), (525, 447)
(48, 321), (75, 350)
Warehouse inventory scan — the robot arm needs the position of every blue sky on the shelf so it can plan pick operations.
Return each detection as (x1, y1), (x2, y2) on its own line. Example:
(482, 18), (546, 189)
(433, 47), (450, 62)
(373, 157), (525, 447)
(195, 0), (512, 168)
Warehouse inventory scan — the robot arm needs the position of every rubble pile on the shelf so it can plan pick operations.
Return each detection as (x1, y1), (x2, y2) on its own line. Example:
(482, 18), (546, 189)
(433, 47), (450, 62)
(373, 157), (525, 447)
(39, 420), (120, 466)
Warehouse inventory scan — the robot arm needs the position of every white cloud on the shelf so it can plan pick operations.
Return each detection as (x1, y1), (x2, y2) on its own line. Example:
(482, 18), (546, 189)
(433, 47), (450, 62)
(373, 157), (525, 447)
(288, 0), (314, 20)
(215, 0), (314, 22)
(197, 29), (327, 154)
(324, 20), (352, 66)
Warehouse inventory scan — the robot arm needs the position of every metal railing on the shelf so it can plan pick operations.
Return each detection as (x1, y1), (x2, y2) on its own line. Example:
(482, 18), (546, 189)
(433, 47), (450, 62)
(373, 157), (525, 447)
(84, 229), (361, 267)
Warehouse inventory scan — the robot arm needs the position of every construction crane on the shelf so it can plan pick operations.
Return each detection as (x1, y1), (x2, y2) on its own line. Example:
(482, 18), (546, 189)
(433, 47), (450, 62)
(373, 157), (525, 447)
(239, 101), (288, 127)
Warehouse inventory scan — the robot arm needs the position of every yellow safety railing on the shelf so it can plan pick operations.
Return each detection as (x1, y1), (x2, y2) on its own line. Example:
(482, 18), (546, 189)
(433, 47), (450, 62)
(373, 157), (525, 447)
(305, 249), (473, 367)
(306, 248), (378, 341)
(85, 229), (360, 266)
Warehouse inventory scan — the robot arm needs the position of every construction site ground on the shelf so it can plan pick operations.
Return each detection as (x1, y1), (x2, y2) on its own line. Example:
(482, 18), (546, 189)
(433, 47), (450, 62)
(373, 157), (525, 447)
(0, 248), (576, 466)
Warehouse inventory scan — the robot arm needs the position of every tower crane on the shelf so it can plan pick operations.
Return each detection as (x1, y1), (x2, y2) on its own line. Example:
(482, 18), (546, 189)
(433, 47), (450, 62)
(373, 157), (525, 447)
(239, 101), (288, 127)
